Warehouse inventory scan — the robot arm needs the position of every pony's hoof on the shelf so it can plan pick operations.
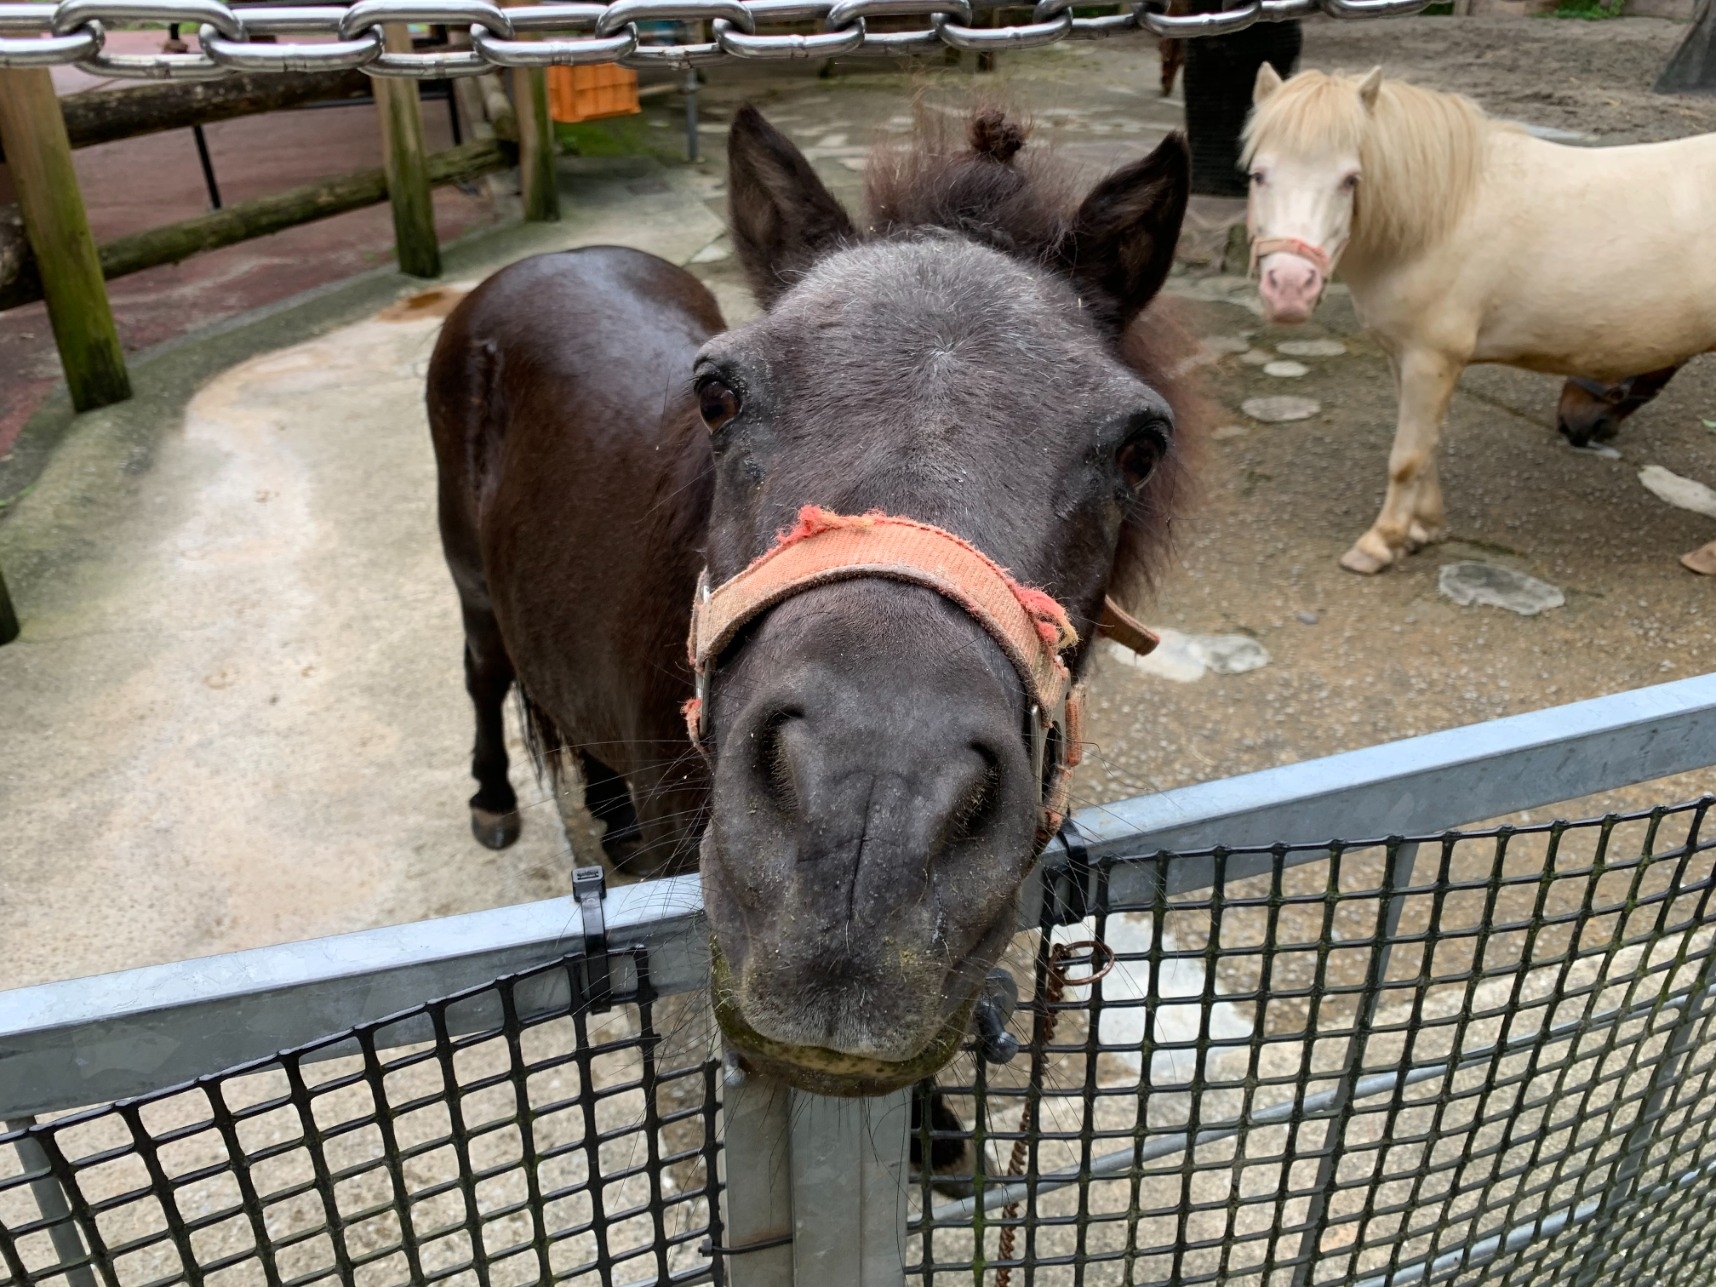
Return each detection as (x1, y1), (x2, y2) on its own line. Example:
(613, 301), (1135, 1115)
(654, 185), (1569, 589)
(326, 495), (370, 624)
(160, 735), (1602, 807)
(1339, 541), (1394, 575)
(1405, 522), (1445, 552)
(1681, 541), (1716, 576)
(471, 807), (521, 849)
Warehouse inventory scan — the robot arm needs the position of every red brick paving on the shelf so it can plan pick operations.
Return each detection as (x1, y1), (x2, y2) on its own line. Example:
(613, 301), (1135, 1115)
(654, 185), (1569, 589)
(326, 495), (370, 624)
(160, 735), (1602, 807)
(0, 33), (502, 457)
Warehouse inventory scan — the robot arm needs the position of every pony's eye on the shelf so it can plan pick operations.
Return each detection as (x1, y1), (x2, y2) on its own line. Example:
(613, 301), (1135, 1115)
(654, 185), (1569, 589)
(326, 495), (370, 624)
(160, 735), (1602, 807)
(1117, 423), (1167, 491)
(1341, 172), (1360, 190)
(698, 377), (741, 431)
(1248, 170), (1266, 187)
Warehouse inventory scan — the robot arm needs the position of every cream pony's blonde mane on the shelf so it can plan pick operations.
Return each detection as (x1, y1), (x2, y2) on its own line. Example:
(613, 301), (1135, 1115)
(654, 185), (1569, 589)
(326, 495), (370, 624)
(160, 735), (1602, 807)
(1242, 71), (1494, 259)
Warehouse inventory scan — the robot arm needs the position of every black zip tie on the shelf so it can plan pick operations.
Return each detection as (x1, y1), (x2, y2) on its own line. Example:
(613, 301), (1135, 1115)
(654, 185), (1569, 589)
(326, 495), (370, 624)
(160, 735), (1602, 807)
(573, 865), (611, 1014)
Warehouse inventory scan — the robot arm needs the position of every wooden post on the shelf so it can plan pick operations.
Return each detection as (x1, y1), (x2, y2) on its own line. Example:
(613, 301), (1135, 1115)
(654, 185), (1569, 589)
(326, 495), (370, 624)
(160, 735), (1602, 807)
(510, 66), (558, 222)
(0, 69), (130, 412)
(0, 563), (18, 646)
(374, 26), (440, 278)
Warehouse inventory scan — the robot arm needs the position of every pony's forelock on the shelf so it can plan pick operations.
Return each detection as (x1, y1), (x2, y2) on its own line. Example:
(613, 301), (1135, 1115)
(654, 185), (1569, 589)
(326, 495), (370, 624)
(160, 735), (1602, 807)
(858, 104), (1205, 610)
(1243, 70), (1489, 258)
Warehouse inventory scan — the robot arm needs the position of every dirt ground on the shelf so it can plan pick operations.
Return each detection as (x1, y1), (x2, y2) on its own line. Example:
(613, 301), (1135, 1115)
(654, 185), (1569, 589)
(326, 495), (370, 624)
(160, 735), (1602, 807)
(680, 15), (1716, 827)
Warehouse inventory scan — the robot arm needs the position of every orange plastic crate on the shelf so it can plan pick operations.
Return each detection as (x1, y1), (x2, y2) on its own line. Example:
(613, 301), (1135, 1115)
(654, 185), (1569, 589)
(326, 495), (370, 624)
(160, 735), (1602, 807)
(547, 64), (641, 124)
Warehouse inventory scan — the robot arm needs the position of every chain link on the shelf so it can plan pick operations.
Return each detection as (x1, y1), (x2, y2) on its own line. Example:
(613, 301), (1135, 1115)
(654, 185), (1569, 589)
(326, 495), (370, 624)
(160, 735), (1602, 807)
(0, 0), (1431, 76)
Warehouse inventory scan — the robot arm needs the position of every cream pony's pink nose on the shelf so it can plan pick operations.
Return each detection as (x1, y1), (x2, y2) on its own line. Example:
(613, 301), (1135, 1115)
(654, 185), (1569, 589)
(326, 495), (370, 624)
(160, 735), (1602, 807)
(1257, 252), (1323, 323)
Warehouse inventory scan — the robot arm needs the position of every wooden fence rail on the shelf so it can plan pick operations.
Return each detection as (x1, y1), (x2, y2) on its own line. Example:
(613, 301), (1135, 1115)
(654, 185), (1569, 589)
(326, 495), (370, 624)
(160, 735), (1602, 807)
(0, 45), (557, 645)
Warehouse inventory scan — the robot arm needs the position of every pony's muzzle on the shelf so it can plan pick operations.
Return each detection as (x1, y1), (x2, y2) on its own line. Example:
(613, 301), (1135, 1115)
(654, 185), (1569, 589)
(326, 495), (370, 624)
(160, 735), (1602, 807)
(1258, 251), (1324, 323)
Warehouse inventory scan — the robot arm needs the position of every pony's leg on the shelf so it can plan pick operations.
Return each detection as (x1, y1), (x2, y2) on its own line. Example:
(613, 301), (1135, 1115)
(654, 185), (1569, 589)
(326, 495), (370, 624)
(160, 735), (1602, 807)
(1406, 451), (1446, 551)
(621, 748), (710, 880)
(576, 751), (645, 869)
(1342, 350), (1462, 575)
(462, 605), (521, 849)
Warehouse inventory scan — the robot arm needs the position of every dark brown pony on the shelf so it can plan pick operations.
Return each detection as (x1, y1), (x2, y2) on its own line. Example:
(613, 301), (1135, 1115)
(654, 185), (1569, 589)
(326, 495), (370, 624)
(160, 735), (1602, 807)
(428, 106), (1198, 1095)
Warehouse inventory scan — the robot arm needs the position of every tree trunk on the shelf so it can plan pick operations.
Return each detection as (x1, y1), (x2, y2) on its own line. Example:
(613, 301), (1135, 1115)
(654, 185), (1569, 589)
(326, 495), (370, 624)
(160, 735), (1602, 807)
(1655, 0), (1716, 93)
(0, 70), (371, 162)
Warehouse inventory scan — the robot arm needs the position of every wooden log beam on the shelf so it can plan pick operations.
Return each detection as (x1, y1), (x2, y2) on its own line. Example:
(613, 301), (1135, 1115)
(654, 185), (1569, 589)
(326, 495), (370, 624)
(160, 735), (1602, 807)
(0, 140), (509, 312)
(375, 26), (440, 278)
(6, 70), (374, 160)
(0, 69), (129, 412)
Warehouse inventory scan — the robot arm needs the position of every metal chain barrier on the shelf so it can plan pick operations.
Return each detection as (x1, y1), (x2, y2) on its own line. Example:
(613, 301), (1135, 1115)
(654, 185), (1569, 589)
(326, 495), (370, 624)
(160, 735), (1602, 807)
(0, 0), (1430, 78)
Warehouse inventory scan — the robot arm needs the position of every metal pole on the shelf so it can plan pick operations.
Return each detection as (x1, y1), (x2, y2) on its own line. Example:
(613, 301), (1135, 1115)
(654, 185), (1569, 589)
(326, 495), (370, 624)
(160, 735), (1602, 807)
(3, 1119), (98, 1287)
(191, 124), (222, 210)
(721, 1067), (796, 1287)
(683, 67), (698, 164)
(790, 1087), (911, 1287)
(1288, 840), (1419, 1287)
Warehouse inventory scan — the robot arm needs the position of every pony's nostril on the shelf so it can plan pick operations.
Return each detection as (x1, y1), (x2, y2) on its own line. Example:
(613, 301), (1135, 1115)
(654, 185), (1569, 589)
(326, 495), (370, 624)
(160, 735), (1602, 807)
(755, 708), (803, 812)
(946, 742), (1003, 846)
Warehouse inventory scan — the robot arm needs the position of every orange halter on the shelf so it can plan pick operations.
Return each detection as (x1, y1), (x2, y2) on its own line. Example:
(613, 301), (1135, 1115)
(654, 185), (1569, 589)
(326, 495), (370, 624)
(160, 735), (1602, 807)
(683, 505), (1159, 844)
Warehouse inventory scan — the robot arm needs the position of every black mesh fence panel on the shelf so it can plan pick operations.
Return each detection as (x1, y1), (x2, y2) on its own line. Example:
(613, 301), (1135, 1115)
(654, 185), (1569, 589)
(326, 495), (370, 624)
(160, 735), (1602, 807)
(8, 800), (1716, 1286)
(0, 952), (725, 1287)
(910, 799), (1716, 1286)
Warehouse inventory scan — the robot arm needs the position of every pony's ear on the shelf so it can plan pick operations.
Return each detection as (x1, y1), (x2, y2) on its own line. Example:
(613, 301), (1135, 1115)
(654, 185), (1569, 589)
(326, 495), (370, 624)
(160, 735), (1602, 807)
(727, 105), (855, 309)
(1254, 62), (1284, 104)
(1357, 66), (1383, 109)
(1060, 132), (1190, 336)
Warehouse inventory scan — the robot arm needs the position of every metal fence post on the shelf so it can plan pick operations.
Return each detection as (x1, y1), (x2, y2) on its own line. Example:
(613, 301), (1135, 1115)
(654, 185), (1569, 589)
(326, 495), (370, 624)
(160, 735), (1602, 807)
(721, 1069), (796, 1287)
(790, 1087), (912, 1287)
(3, 1119), (98, 1287)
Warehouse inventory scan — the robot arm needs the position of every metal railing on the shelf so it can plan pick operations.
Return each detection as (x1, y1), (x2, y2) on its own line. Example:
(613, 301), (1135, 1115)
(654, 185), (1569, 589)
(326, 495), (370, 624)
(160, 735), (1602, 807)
(0, 0), (1436, 77)
(3, 672), (1716, 1286)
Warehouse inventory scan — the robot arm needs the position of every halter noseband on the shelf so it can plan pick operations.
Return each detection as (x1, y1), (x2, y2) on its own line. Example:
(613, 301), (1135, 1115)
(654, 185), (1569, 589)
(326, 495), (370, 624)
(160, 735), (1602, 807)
(1248, 235), (1333, 279)
(684, 506), (1158, 846)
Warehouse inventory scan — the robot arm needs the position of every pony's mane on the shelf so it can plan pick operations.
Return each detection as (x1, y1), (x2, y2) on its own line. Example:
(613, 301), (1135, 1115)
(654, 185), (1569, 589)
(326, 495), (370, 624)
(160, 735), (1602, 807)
(1242, 71), (1490, 258)
(860, 107), (1206, 610)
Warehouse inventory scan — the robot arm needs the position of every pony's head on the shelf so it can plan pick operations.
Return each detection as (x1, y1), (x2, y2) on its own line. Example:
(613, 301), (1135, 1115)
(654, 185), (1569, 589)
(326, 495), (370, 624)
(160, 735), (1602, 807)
(695, 106), (1196, 1095)
(1243, 66), (1486, 323)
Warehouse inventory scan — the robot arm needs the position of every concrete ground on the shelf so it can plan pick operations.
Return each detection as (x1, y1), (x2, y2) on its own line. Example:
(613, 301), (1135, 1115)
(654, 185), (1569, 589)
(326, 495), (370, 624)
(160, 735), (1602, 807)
(5, 17), (1716, 999)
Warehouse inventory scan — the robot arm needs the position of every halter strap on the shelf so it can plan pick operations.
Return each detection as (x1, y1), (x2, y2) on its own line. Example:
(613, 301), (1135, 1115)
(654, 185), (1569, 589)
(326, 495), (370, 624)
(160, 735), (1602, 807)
(1249, 235), (1333, 278)
(683, 506), (1158, 841)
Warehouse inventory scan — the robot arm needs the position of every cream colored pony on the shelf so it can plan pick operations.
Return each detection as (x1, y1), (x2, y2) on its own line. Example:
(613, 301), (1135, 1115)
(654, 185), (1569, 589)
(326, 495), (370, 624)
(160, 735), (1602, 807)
(1244, 66), (1716, 574)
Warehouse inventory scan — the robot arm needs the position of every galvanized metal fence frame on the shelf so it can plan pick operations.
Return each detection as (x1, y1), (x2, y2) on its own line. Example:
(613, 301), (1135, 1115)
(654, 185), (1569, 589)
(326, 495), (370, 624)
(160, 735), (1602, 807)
(5, 672), (1716, 1286)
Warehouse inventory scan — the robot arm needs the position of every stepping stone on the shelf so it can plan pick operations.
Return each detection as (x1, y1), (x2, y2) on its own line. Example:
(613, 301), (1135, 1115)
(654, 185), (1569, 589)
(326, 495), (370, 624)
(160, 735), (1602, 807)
(1239, 349), (1273, 366)
(1104, 631), (1270, 682)
(1275, 339), (1346, 358)
(1264, 360), (1308, 378)
(1205, 335), (1253, 355)
(1639, 464), (1716, 520)
(1212, 424), (1249, 440)
(1190, 634), (1270, 675)
(1243, 395), (1320, 423)
(1438, 562), (1565, 616)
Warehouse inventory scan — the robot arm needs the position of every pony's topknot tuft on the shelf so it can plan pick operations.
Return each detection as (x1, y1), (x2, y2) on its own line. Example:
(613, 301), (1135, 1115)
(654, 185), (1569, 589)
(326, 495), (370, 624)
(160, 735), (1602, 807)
(968, 109), (1027, 164)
